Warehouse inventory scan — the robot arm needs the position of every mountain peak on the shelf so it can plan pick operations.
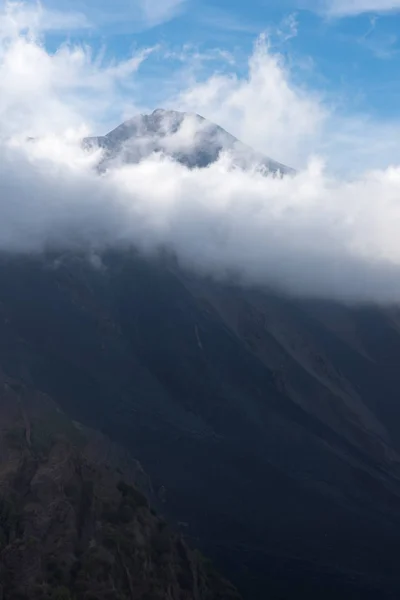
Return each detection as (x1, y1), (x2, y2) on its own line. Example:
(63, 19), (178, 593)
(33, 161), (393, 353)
(151, 107), (173, 115)
(84, 109), (292, 173)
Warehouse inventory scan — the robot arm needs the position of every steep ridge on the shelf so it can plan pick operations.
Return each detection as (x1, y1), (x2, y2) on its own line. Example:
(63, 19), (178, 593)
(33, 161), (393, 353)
(0, 372), (241, 600)
(1, 251), (400, 598)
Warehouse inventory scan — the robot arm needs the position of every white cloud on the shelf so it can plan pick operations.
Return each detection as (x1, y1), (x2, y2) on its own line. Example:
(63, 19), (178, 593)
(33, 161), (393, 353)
(0, 0), (91, 32)
(6, 136), (400, 302)
(173, 34), (326, 169)
(16, 0), (188, 31)
(320, 0), (400, 16)
(166, 35), (400, 173)
(4, 3), (400, 302)
(0, 2), (155, 136)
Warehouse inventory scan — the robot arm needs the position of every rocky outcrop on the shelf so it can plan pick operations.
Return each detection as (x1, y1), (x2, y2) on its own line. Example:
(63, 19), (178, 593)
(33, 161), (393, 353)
(0, 377), (241, 600)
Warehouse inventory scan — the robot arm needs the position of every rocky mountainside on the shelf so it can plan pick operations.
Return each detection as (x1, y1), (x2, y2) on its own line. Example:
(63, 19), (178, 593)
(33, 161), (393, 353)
(83, 109), (292, 174)
(2, 250), (400, 599)
(0, 372), (241, 600)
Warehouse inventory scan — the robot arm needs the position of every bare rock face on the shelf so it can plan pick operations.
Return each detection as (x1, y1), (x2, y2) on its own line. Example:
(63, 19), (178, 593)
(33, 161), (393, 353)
(0, 376), (241, 600)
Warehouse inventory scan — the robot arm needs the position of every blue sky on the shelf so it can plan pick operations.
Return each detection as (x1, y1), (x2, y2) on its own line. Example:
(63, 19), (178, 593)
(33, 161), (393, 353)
(38, 0), (400, 119)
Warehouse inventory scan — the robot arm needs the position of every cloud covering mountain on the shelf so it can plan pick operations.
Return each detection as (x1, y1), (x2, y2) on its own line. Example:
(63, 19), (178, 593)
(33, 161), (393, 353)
(3, 2), (400, 301)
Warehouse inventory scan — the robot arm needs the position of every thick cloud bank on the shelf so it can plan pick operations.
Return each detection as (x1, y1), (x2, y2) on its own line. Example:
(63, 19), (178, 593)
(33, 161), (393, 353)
(2, 2), (400, 302)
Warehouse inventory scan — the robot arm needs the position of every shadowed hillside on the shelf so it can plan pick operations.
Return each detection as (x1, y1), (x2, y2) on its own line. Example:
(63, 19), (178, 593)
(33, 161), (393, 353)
(0, 372), (241, 600)
(1, 250), (400, 598)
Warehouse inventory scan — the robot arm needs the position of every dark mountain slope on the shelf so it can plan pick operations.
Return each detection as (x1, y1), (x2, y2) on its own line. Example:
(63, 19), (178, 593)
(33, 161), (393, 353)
(0, 372), (241, 600)
(1, 251), (400, 598)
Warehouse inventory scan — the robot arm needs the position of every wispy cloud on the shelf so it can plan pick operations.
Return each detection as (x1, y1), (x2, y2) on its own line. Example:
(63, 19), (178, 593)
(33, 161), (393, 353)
(196, 6), (263, 35)
(320, 0), (400, 16)
(274, 13), (299, 42)
(0, 0), (91, 33)
(8, 0), (188, 32)
(139, 0), (187, 27)
(357, 15), (399, 58)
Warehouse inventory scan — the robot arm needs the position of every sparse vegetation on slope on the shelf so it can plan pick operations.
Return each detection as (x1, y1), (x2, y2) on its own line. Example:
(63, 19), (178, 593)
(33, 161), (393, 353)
(0, 376), (241, 600)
